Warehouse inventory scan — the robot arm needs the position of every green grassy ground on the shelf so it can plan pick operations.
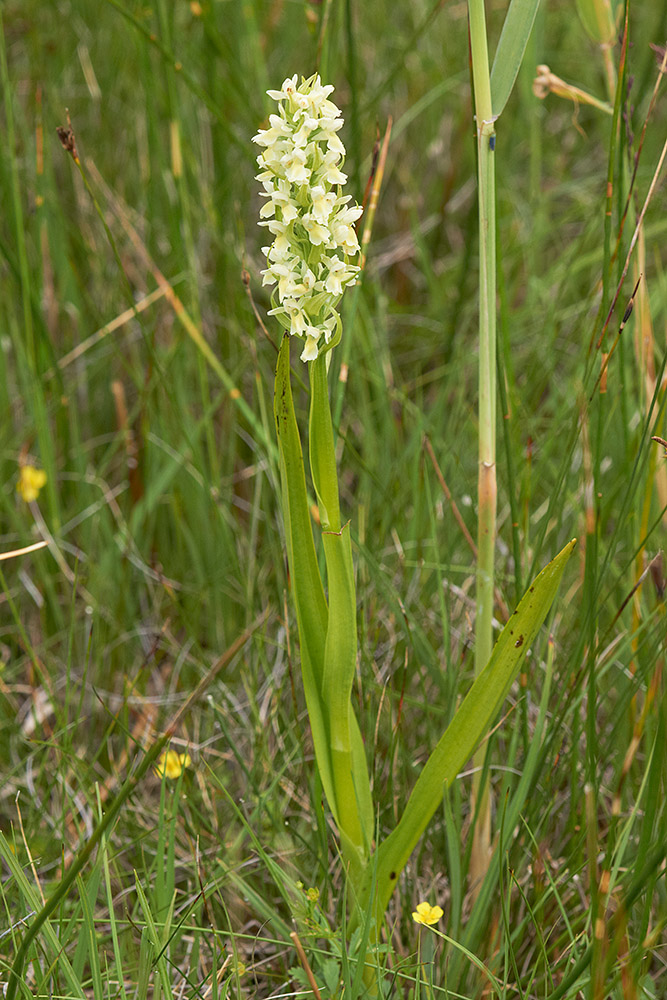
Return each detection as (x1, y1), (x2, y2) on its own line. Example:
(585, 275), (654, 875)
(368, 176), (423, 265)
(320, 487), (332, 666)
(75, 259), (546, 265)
(1, 1), (666, 997)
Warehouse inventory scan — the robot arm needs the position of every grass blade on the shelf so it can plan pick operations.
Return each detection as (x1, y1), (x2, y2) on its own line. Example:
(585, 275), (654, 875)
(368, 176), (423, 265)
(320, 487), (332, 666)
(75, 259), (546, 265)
(490, 0), (542, 118)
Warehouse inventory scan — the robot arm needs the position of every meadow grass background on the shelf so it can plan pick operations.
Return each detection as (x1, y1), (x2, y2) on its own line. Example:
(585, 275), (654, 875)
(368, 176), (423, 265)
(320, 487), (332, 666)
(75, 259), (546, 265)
(1, 0), (666, 996)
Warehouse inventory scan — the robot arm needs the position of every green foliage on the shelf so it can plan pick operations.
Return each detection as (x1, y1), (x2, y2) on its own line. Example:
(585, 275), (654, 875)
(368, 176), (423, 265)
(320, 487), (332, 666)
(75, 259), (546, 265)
(363, 539), (575, 926)
(0, 0), (665, 997)
(490, 0), (542, 118)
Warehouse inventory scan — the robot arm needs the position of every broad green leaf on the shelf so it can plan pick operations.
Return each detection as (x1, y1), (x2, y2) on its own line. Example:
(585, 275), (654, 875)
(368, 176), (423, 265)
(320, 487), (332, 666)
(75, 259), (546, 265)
(446, 634), (557, 984)
(361, 538), (576, 924)
(321, 525), (373, 866)
(490, 0), (541, 118)
(310, 351), (373, 865)
(274, 336), (335, 811)
(274, 337), (328, 659)
(274, 335), (373, 866)
(321, 525), (356, 755)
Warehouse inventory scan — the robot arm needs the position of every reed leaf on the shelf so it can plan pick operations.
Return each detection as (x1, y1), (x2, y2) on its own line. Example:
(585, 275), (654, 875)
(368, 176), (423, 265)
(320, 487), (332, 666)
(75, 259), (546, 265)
(490, 0), (542, 118)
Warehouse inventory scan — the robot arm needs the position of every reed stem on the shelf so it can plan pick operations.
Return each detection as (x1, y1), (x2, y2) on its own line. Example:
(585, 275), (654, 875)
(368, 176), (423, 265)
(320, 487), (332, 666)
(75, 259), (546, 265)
(468, 0), (497, 892)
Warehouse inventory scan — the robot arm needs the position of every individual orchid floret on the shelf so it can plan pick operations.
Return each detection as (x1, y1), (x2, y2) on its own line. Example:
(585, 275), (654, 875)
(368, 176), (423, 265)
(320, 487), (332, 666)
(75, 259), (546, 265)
(266, 75), (299, 102)
(251, 114), (291, 148)
(324, 255), (358, 296)
(253, 73), (362, 362)
(318, 150), (348, 186)
(302, 214), (331, 246)
(310, 186), (337, 223)
(281, 147), (312, 184)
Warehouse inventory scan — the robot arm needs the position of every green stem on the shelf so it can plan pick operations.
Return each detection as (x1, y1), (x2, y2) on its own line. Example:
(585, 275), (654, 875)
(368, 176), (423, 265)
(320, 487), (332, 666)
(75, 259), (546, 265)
(309, 355), (341, 532)
(309, 355), (372, 878)
(468, 0), (497, 889)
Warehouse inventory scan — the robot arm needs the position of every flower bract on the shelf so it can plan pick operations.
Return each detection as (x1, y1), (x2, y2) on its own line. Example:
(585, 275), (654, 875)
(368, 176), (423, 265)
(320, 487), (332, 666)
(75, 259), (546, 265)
(253, 73), (362, 361)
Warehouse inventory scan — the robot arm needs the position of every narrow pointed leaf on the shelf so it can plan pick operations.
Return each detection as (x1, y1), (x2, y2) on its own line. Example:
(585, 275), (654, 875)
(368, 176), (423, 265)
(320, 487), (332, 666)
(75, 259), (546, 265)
(274, 336), (335, 811)
(363, 538), (576, 923)
(309, 353), (373, 862)
(490, 0), (542, 118)
(321, 526), (373, 861)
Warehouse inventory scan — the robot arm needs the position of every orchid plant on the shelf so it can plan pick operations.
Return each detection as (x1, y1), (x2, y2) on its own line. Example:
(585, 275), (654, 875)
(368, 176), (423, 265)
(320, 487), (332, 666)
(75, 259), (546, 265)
(255, 73), (574, 940)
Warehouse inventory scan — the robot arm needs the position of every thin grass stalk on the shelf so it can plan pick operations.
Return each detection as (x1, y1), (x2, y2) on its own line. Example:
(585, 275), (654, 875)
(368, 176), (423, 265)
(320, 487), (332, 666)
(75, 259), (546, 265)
(155, 0), (219, 482)
(589, 31), (627, 984)
(344, 0), (361, 197)
(0, 13), (61, 531)
(467, 0), (497, 892)
(107, 0), (250, 155)
(5, 733), (171, 998)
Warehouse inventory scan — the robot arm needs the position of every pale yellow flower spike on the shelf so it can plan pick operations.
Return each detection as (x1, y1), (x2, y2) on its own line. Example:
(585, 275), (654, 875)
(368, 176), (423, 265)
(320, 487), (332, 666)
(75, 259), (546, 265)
(154, 749), (191, 779)
(253, 73), (362, 362)
(17, 466), (47, 503)
(412, 901), (443, 926)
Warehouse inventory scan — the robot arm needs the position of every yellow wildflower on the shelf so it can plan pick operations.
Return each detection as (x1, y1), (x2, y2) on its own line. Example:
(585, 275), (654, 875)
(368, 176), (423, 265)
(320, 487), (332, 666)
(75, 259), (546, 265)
(17, 465), (47, 503)
(154, 749), (191, 779)
(412, 901), (443, 926)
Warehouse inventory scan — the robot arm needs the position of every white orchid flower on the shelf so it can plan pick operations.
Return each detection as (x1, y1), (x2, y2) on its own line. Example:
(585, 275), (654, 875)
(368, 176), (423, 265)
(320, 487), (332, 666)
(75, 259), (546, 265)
(253, 73), (363, 360)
